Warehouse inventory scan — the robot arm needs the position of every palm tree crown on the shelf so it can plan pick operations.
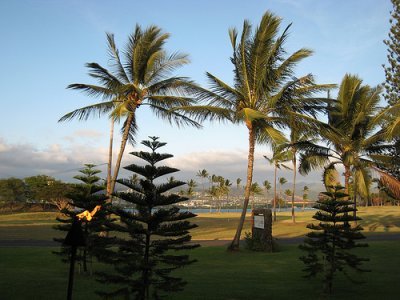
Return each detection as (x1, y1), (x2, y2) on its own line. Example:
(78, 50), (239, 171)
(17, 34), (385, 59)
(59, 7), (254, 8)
(60, 25), (201, 195)
(298, 74), (394, 213)
(187, 11), (330, 250)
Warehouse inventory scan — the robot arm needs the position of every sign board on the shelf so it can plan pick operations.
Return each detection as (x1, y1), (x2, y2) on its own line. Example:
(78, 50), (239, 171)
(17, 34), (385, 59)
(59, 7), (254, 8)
(254, 215), (264, 229)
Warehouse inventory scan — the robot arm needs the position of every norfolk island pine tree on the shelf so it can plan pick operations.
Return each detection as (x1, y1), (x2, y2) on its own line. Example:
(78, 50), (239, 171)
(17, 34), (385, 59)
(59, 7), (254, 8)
(96, 137), (199, 299)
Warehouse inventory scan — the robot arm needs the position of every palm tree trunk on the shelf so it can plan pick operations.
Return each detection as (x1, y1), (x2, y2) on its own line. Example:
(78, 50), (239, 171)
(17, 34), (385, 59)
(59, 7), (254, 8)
(273, 165), (277, 221)
(344, 165), (351, 197)
(106, 118), (114, 198)
(344, 164), (351, 227)
(279, 183), (282, 212)
(110, 113), (135, 196)
(228, 126), (255, 251)
(291, 154), (297, 223)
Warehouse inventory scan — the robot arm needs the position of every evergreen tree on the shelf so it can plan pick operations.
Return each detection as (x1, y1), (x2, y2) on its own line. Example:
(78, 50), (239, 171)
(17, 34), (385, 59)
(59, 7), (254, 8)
(96, 137), (199, 299)
(377, 0), (400, 185)
(53, 164), (107, 273)
(299, 186), (369, 294)
(383, 0), (400, 106)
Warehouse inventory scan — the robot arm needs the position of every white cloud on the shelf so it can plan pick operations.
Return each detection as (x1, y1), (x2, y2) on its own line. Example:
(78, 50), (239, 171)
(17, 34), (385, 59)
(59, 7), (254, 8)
(0, 138), (324, 187)
(0, 138), (108, 181)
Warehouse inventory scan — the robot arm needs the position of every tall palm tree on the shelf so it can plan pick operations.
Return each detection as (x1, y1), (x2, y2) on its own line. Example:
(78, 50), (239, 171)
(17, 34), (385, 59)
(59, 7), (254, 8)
(302, 185), (309, 211)
(235, 178), (242, 209)
(283, 130), (319, 223)
(265, 148), (292, 221)
(224, 179), (233, 208)
(278, 177), (287, 211)
(298, 74), (395, 218)
(236, 178), (242, 190)
(59, 25), (200, 198)
(186, 179), (198, 199)
(250, 182), (263, 209)
(196, 169), (209, 197)
(275, 75), (335, 223)
(284, 189), (292, 208)
(263, 180), (272, 206)
(180, 11), (328, 250)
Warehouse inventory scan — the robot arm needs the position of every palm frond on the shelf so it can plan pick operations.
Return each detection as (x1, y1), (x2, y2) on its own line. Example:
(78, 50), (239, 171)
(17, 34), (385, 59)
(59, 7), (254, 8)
(148, 104), (202, 129)
(274, 49), (313, 84)
(58, 100), (115, 122)
(67, 84), (115, 99)
(298, 152), (330, 175)
(86, 62), (122, 89)
(106, 32), (130, 83)
(237, 108), (267, 123)
(294, 141), (331, 156)
(146, 95), (196, 108)
(257, 124), (287, 145)
(368, 154), (396, 168)
(205, 72), (239, 107)
(146, 51), (190, 85)
(323, 162), (340, 191)
(372, 167), (400, 199)
(169, 106), (232, 123)
(121, 113), (138, 146)
(147, 77), (197, 97)
(353, 167), (371, 199)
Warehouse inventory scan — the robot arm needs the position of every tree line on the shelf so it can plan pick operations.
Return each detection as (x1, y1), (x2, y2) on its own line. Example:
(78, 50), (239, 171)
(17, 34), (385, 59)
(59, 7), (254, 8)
(0, 175), (73, 212)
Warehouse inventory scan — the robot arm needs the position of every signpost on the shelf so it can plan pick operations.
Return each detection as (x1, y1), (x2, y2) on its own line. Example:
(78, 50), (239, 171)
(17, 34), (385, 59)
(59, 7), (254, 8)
(251, 209), (273, 251)
(254, 215), (265, 229)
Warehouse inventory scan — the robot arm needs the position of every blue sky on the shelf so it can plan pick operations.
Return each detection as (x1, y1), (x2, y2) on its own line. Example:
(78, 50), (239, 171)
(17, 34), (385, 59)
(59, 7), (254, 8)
(0, 0), (393, 186)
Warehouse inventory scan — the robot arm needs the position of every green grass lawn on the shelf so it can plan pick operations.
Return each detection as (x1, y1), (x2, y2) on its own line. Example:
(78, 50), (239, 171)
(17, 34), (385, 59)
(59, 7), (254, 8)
(0, 241), (399, 299)
(1, 206), (399, 241)
(1, 207), (400, 299)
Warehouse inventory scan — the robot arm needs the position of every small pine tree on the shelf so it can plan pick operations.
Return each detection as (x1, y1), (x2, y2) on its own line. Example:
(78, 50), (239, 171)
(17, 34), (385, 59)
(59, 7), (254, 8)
(53, 164), (107, 273)
(96, 137), (199, 299)
(299, 186), (369, 294)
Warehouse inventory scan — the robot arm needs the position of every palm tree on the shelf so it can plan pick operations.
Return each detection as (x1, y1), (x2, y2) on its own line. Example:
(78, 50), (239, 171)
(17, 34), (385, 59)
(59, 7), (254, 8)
(250, 182), (263, 209)
(263, 180), (272, 207)
(186, 179), (198, 200)
(265, 148), (292, 221)
(283, 129), (320, 223)
(129, 174), (139, 185)
(235, 178), (242, 210)
(302, 185), (309, 211)
(298, 74), (395, 219)
(181, 11), (326, 250)
(278, 177), (287, 211)
(59, 25), (201, 198)
(275, 76), (334, 223)
(196, 169), (209, 197)
(224, 179), (233, 208)
(284, 189), (292, 208)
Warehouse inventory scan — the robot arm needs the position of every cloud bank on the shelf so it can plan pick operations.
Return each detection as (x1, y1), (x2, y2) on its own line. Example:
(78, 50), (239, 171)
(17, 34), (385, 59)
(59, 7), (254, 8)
(0, 138), (322, 187)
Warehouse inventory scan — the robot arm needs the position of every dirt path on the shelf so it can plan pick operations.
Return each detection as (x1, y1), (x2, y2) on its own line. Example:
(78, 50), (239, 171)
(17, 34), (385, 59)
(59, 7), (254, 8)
(0, 233), (399, 247)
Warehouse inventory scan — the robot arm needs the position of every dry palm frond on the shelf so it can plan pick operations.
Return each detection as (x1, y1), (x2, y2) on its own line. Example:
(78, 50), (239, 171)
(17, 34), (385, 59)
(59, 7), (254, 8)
(372, 166), (400, 200)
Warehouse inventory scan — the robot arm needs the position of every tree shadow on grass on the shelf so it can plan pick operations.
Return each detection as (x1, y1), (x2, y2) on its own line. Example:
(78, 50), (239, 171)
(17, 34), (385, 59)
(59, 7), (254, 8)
(359, 214), (400, 232)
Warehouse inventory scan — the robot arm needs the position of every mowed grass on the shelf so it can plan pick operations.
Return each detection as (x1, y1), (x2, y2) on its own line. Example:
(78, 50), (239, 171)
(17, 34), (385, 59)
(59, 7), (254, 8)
(1, 207), (400, 299)
(0, 241), (399, 299)
(1, 206), (400, 241)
